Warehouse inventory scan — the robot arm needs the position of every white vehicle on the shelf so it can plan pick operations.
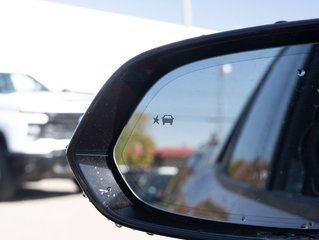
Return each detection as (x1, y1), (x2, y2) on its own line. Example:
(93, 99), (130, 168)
(0, 73), (93, 200)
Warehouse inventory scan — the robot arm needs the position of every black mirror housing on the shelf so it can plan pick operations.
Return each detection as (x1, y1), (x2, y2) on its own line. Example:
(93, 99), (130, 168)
(67, 19), (319, 239)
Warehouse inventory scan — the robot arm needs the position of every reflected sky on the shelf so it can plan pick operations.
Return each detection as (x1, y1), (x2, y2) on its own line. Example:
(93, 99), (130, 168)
(134, 48), (281, 149)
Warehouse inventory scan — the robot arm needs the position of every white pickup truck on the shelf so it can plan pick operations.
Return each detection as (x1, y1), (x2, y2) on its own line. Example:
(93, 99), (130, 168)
(0, 73), (93, 200)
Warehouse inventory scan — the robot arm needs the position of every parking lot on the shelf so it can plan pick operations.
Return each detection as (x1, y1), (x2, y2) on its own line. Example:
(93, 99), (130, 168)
(0, 179), (173, 240)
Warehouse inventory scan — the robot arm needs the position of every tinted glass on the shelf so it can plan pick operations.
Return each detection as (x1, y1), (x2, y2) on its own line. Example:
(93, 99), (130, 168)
(228, 45), (311, 188)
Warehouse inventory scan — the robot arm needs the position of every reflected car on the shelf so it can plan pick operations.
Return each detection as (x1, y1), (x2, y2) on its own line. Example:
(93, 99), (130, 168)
(0, 73), (93, 200)
(157, 43), (319, 227)
(121, 166), (177, 203)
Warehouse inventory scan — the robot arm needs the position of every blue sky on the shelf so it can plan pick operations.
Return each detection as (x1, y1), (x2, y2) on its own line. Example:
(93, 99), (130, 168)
(50, 0), (319, 31)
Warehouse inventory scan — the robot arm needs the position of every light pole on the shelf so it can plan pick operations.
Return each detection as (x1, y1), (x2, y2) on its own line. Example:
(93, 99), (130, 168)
(183, 0), (192, 28)
(217, 64), (232, 136)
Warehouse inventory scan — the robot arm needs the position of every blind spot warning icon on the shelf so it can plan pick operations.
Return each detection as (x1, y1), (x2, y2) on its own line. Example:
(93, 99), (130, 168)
(161, 115), (174, 125)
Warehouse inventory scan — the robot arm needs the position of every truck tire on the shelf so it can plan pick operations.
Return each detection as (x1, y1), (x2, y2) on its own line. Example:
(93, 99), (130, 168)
(0, 149), (17, 201)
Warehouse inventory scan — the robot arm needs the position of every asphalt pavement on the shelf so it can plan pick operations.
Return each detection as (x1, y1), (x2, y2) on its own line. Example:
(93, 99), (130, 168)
(0, 179), (175, 240)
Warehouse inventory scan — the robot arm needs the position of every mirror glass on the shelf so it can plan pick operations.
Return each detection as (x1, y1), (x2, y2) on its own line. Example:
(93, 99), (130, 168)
(115, 43), (319, 229)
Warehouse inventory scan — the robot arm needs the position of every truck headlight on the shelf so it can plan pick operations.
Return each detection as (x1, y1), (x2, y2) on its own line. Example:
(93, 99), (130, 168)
(22, 113), (49, 140)
(23, 113), (49, 124)
(27, 124), (42, 139)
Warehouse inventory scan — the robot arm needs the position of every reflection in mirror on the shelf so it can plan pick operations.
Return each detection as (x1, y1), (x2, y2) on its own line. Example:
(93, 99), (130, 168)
(115, 44), (319, 229)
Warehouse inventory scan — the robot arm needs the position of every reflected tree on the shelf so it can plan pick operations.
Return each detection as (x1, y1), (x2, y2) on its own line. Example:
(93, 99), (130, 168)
(115, 113), (156, 167)
(228, 160), (269, 188)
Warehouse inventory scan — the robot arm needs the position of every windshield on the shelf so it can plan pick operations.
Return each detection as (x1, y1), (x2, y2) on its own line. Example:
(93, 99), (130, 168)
(0, 73), (49, 93)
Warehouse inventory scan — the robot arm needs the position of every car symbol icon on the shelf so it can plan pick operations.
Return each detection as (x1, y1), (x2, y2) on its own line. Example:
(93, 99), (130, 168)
(161, 115), (174, 125)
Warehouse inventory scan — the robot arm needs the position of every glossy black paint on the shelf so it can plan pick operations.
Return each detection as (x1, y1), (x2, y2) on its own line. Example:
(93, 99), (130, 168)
(67, 19), (319, 239)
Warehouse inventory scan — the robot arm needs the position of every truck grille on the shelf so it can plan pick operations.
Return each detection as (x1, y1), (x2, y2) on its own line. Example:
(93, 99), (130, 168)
(40, 113), (83, 139)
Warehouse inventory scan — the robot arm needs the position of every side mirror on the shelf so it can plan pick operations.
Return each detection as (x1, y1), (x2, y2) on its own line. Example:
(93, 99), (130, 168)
(67, 19), (319, 239)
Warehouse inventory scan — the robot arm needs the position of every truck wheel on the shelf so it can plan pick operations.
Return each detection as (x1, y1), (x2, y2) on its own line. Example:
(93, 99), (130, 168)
(0, 150), (17, 201)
